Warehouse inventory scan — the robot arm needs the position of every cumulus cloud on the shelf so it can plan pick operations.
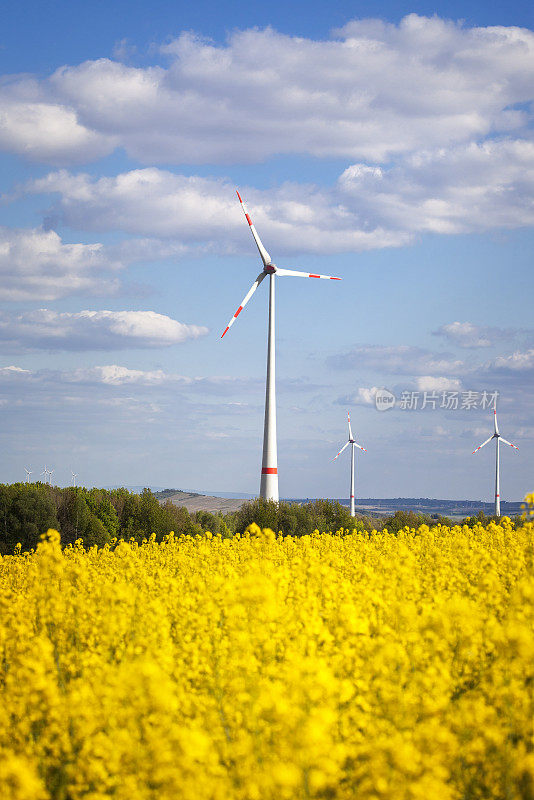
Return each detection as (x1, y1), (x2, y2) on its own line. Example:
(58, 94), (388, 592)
(0, 309), (208, 351)
(491, 349), (534, 371)
(0, 365), (31, 380)
(0, 80), (115, 165)
(65, 365), (183, 385)
(337, 139), (534, 235)
(25, 137), (534, 255)
(0, 227), (123, 301)
(328, 344), (465, 376)
(353, 387), (381, 406)
(433, 321), (534, 349)
(25, 169), (411, 253)
(434, 321), (496, 348)
(415, 376), (463, 392)
(1, 16), (533, 165)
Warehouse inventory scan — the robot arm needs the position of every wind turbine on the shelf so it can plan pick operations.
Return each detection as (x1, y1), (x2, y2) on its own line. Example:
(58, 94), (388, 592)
(332, 412), (366, 517)
(72, 472), (78, 487)
(24, 467), (32, 483)
(48, 469), (54, 486)
(472, 408), (519, 516)
(40, 466), (49, 484)
(222, 191), (341, 501)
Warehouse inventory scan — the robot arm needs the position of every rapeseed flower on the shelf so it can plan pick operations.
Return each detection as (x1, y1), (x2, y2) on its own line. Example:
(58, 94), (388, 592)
(0, 507), (532, 799)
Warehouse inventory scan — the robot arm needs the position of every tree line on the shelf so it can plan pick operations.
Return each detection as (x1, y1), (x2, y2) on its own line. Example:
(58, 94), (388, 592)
(0, 482), (512, 555)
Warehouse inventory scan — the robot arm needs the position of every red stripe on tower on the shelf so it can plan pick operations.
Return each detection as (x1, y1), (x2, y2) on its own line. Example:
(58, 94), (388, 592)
(262, 467), (278, 475)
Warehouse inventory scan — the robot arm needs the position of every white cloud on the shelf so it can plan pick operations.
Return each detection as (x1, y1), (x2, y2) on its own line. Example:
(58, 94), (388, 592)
(65, 365), (183, 385)
(0, 309), (209, 351)
(0, 79), (115, 164)
(415, 376), (462, 392)
(337, 139), (534, 235)
(354, 387), (381, 406)
(26, 168), (411, 253)
(0, 364), (261, 393)
(328, 344), (465, 376)
(492, 349), (534, 371)
(0, 365), (31, 379)
(1, 16), (533, 165)
(434, 321), (494, 348)
(25, 136), (534, 255)
(0, 227), (123, 301)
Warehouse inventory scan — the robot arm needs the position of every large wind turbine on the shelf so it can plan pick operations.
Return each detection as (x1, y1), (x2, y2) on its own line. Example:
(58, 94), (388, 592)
(332, 412), (366, 517)
(24, 467), (32, 483)
(222, 191), (341, 501)
(472, 408), (519, 516)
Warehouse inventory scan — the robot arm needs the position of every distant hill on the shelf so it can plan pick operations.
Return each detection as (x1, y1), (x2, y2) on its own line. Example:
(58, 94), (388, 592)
(309, 497), (524, 519)
(155, 489), (247, 513)
(154, 490), (524, 518)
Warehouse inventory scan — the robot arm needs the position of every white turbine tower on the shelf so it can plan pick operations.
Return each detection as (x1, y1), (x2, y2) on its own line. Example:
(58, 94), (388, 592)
(222, 191), (341, 501)
(472, 408), (519, 516)
(48, 469), (54, 486)
(72, 472), (78, 487)
(40, 466), (49, 484)
(24, 467), (32, 483)
(332, 412), (366, 517)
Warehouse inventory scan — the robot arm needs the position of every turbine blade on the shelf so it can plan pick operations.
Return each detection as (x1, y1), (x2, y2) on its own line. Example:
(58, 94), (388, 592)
(275, 267), (341, 281)
(333, 441), (350, 461)
(472, 436), (493, 454)
(354, 442), (366, 452)
(236, 190), (272, 267)
(221, 272), (266, 338)
(494, 409), (499, 435)
(347, 411), (353, 441)
(499, 437), (519, 450)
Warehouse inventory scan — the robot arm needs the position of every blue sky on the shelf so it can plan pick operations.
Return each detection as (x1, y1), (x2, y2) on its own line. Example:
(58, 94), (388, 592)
(1, 0), (533, 501)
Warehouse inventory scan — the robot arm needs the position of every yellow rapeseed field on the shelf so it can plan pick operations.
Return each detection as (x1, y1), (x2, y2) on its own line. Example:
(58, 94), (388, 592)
(1, 502), (533, 799)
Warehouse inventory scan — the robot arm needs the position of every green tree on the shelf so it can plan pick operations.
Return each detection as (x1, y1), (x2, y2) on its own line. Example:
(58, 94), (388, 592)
(0, 483), (59, 554)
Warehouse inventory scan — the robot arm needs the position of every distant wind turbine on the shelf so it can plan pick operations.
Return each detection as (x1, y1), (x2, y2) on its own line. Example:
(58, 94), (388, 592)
(40, 466), (49, 484)
(72, 472), (78, 487)
(222, 191), (341, 501)
(48, 469), (54, 486)
(472, 408), (519, 516)
(24, 467), (32, 483)
(332, 412), (366, 517)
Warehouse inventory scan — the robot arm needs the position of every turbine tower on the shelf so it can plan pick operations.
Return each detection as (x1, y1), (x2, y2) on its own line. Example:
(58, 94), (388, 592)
(472, 408), (518, 516)
(24, 467), (32, 483)
(222, 191), (341, 501)
(332, 412), (366, 517)
(48, 469), (54, 486)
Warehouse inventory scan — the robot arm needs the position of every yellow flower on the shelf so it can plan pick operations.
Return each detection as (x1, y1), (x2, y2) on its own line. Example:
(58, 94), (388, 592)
(0, 503), (533, 799)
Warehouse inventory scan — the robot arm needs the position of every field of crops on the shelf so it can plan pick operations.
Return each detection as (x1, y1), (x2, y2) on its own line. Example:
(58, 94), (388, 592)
(1, 508), (533, 799)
